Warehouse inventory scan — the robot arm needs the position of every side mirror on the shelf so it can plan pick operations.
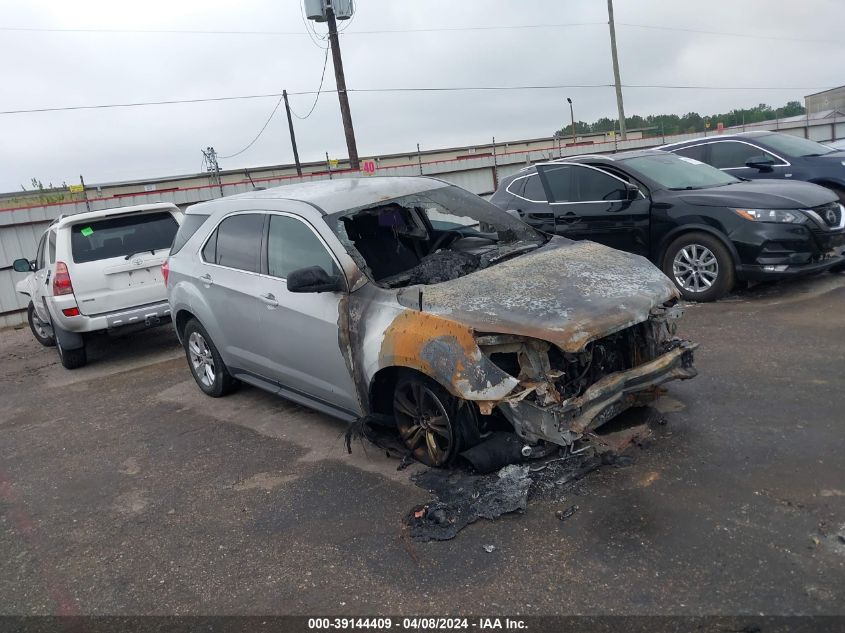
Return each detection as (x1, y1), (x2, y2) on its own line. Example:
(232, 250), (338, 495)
(13, 258), (34, 273)
(624, 183), (641, 200)
(745, 155), (775, 172)
(286, 266), (344, 293)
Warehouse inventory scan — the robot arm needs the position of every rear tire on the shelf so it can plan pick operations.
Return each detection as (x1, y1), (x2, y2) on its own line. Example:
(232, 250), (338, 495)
(27, 302), (55, 347)
(662, 232), (735, 302)
(183, 319), (239, 397)
(56, 337), (87, 369)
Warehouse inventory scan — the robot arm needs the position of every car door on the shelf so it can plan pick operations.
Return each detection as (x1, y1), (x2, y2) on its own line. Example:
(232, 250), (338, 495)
(198, 212), (267, 375)
(29, 232), (51, 323)
(703, 141), (788, 181)
(500, 172), (556, 233)
(537, 163), (650, 255)
(253, 212), (359, 415)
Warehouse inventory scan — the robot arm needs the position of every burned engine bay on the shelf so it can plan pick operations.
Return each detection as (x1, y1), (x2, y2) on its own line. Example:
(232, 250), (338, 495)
(473, 305), (696, 450)
(326, 188), (546, 288)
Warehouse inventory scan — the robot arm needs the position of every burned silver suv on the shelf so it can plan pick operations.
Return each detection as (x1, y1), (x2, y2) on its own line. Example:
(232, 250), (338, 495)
(166, 177), (697, 466)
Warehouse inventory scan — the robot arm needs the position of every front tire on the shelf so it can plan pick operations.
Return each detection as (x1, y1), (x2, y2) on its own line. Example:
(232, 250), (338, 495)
(27, 302), (55, 347)
(183, 319), (239, 397)
(394, 372), (473, 467)
(662, 232), (735, 302)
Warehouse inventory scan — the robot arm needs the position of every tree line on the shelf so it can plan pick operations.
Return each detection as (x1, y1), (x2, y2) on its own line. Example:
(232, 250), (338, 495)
(556, 101), (807, 138)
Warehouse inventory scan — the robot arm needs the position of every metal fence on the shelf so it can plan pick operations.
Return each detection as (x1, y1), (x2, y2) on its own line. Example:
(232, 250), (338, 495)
(1, 117), (841, 327)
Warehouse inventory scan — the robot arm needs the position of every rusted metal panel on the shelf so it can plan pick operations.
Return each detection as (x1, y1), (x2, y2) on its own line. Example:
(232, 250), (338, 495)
(418, 238), (679, 352)
(378, 310), (518, 401)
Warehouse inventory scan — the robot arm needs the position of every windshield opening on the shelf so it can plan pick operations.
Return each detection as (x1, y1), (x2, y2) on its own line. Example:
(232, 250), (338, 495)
(323, 185), (546, 287)
(759, 133), (836, 157)
(624, 153), (739, 190)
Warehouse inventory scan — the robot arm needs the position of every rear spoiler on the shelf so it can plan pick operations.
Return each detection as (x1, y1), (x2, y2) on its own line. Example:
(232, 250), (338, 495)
(57, 204), (181, 229)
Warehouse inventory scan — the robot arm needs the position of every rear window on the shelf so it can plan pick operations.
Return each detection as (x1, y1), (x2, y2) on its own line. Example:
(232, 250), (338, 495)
(170, 214), (209, 255)
(70, 212), (179, 264)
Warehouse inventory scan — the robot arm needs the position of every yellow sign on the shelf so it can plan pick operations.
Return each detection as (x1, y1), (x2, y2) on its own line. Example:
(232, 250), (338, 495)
(68, 184), (84, 193)
(329, 159), (339, 167)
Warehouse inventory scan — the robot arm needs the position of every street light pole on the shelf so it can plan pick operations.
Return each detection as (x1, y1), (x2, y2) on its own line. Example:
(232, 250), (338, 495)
(567, 97), (576, 147)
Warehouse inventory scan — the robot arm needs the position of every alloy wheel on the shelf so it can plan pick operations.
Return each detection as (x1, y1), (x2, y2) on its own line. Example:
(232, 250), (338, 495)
(673, 243), (719, 294)
(394, 381), (453, 466)
(32, 314), (50, 339)
(188, 331), (216, 388)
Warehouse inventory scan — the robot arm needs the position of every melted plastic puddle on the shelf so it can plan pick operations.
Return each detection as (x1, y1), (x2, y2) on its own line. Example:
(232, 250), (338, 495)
(403, 407), (663, 541)
(347, 408), (663, 541)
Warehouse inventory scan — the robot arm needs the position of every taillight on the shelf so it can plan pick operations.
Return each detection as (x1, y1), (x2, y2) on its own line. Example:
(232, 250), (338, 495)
(161, 259), (170, 286)
(53, 262), (74, 296)
(62, 307), (80, 317)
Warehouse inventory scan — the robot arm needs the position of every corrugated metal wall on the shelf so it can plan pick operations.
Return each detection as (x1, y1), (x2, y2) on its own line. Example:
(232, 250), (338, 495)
(1, 119), (839, 327)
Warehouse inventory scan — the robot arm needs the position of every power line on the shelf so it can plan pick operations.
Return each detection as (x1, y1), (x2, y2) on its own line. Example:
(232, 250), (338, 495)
(618, 22), (839, 43)
(0, 22), (838, 43)
(290, 47), (331, 120)
(218, 95), (285, 159)
(0, 22), (602, 36)
(0, 26), (310, 35)
(218, 45), (330, 158)
(298, 0), (329, 49)
(1, 84), (831, 116)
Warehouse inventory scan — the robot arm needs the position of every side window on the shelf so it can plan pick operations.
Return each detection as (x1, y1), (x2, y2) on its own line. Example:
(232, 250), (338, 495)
(710, 142), (777, 169)
(505, 176), (525, 198)
(267, 215), (339, 279)
(202, 229), (217, 263)
(35, 234), (47, 270)
(522, 174), (547, 202)
(538, 166), (573, 202)
(47, 231), (56, 264)
(572, 166), (626, 202)
(673, 144), (708, 162)
(210, 214), (264, 272)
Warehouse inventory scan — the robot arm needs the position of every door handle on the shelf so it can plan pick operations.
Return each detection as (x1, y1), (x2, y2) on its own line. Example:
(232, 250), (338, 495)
(559, 212), (580, 224)
(259, 293), (279, 307)
(199, 273), (213, 286)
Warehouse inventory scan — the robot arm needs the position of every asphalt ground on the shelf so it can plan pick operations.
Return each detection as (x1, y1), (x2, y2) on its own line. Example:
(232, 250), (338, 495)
(0, 274), (844, 617)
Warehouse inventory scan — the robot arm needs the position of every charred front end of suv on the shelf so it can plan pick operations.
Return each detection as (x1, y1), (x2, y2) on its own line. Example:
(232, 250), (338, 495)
(356, 238), (699, 452)
(473, 306), (696, 448)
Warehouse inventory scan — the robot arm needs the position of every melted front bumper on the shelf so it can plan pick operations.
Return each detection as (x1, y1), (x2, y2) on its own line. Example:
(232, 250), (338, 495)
(499, 342), (698, 447)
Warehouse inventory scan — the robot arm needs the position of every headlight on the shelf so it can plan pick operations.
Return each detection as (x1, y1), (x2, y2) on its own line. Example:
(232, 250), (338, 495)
(732, 208), (807, 224)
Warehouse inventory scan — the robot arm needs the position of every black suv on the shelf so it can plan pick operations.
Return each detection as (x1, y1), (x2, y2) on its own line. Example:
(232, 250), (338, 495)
(490, 150), (845, 301)
(661, 131), (845, 202)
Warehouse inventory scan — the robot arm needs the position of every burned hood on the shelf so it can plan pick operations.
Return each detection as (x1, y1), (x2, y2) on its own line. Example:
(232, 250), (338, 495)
(408, 237), (678, 352)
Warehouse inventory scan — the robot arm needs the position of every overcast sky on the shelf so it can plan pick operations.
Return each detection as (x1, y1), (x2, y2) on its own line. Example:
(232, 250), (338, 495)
(0, 0), (842, 191)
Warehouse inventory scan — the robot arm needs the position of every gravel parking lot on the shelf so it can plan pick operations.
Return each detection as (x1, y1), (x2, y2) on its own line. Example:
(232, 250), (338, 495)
(1, 275), (844, 616)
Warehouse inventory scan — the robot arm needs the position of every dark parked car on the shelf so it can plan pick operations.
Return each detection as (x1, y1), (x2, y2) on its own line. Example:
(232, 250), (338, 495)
(490, 150), (845, 301)
(661, 131), (845, 202)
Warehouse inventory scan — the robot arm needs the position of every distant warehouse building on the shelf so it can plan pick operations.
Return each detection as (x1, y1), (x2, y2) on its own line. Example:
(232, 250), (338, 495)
(805, 85), (845, 114)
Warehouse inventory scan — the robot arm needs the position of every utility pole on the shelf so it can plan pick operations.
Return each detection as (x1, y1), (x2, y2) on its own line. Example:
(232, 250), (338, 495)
(566, 97), (576, 147)
(326, 4), (360, 169)
(282, 90), (303, 176)
(79, 174), (91, 212)
(607, 0), (627, 141)
(202, 147), (224, 196)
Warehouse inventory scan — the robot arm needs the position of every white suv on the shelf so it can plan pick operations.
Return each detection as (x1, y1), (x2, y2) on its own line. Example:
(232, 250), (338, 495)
(13, 203), (183, 369)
